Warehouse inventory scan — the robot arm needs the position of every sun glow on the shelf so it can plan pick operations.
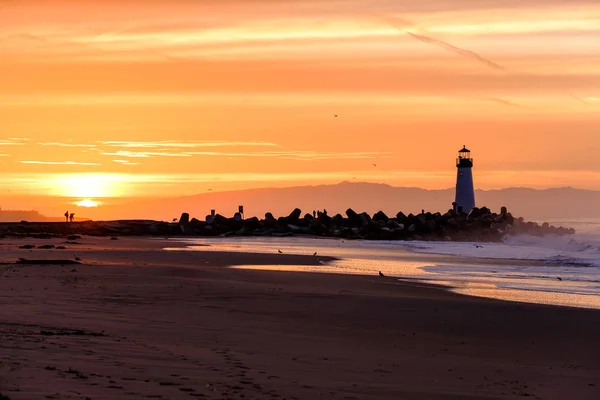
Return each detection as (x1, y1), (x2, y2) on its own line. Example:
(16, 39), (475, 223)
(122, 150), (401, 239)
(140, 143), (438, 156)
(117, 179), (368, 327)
(50, 173), (125, 198)
(76, 199), (98, 207)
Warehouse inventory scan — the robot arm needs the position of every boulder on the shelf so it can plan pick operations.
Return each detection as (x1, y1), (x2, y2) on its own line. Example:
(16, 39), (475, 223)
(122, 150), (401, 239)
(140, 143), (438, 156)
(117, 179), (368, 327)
(286, 208), (302, 223)
(179, 213), (190, 234)
(373, 211), (389, 223)
(264, 212), (277, 228)
(346, 208), (359, 223)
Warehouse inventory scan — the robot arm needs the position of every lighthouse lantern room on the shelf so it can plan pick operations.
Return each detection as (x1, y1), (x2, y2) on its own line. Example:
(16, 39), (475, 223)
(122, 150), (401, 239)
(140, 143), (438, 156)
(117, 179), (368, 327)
(454, 145), (476, 214)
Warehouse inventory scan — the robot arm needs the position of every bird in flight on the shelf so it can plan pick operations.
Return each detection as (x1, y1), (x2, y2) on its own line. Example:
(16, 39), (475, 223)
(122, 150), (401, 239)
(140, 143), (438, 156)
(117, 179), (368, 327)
(313, 252), (317, 256)
(334, 114), (338, 118)
(474, 244), (483, 248)
(372, 163), (377, 167)
(278, 249), (283, 254)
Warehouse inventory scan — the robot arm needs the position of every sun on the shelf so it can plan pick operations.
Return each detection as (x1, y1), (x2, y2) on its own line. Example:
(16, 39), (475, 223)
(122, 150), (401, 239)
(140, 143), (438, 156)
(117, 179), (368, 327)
(76, 199), (98, 207)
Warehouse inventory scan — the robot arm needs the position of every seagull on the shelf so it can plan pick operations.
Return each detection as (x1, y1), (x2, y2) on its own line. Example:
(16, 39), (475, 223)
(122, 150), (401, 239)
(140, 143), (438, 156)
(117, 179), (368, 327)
(372, 163), (377, 167)
(334, 114), (338, 117)
(557, 277), (562, 281)
(379, 271), (385, 278)
(278, 249), (283, 254)
(73, 255), (81, 261)
(474, 244), (483, 248)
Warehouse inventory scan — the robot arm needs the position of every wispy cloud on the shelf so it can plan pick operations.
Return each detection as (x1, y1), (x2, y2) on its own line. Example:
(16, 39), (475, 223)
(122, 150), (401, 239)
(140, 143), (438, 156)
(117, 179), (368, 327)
(113, 159), (139, 165)
(38, 142), (97, 147)
(184, 150), (392, 160)
(101, 150), (191, 158)
(0, 141), (26, 146)
(18, 161), (101, 166)
(98, 140), (277, 148)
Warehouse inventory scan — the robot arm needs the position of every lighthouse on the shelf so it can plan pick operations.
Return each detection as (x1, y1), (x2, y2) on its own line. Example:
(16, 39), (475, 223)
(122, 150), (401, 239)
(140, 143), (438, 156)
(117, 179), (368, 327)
(454, 145), (475, 214)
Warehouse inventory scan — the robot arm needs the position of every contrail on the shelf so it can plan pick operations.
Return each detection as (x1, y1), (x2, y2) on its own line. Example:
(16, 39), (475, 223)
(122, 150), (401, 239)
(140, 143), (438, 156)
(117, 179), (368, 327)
(482, 97), (522, 108)
(378, 14), (505, 71)
(403, 31), (505, 71)
(567, 92), (588, 105)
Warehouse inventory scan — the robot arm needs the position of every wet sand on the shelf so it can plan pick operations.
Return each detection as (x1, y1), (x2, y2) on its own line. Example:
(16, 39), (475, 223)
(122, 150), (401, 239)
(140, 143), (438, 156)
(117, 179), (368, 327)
(1, 237), (599, 399)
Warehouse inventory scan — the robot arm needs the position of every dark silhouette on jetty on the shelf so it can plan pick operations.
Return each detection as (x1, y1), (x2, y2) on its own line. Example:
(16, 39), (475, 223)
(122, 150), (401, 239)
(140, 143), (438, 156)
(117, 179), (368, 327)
(0, 206), (574, 242)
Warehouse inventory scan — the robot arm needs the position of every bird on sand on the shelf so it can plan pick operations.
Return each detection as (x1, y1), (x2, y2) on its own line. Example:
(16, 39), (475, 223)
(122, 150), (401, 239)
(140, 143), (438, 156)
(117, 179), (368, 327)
(379, 271), (385, 278)
(557, 277), (563, 281)
(313, 252), (318, 256)
(73, 255), (81, 261)
(278, 249), (283, 254)
(474, 244), (483, 248)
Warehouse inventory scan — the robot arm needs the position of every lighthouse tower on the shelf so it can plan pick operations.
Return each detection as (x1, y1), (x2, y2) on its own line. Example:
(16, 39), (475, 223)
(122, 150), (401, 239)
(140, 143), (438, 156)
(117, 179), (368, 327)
(454, 145), (475, 214)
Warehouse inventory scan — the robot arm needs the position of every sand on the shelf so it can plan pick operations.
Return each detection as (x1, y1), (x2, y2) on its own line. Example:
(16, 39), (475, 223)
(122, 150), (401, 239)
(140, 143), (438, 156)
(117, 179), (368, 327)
(1, 236), (599, 400)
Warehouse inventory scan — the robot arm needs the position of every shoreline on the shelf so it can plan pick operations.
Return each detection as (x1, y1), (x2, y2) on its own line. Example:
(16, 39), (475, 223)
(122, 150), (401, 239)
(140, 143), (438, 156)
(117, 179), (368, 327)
(1, 237), (600, 399)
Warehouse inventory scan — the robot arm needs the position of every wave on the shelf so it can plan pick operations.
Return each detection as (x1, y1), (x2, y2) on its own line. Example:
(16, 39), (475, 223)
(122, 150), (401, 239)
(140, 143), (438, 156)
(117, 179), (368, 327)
(404, 233), (600, 268)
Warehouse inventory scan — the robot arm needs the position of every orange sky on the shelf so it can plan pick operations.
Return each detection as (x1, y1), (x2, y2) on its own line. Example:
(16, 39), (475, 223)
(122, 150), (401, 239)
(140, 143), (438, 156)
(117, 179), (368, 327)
(1, 0), (600, 215)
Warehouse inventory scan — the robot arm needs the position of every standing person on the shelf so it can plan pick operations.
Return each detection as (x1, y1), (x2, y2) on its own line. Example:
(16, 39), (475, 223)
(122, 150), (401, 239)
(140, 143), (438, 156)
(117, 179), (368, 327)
(69, 213), (75, 223)
(64, 211), (69, 222)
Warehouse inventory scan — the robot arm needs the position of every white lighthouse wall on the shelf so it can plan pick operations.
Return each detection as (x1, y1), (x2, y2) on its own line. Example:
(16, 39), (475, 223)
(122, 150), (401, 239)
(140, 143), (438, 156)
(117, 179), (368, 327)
(455, 167), (476, 213)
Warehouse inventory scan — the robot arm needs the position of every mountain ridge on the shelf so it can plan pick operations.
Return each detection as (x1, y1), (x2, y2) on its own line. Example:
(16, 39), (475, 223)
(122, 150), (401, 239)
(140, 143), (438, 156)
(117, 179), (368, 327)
(73, 182), (600, 222)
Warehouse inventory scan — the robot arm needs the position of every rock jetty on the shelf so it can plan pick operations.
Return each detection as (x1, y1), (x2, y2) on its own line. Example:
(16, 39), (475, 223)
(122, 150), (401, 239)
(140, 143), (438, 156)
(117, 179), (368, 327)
(0, 207), (574, 242)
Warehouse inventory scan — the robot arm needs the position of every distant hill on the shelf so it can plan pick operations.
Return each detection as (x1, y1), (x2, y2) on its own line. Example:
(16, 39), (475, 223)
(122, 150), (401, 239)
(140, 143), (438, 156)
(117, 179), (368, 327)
(0, 210), (53, 222)
(80, 182), (600, 221)
(0, 210), (91, 223)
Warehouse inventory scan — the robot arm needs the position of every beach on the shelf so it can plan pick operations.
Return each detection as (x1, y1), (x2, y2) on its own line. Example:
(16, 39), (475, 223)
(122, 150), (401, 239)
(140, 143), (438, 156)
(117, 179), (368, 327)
(1, 237), (599, 400)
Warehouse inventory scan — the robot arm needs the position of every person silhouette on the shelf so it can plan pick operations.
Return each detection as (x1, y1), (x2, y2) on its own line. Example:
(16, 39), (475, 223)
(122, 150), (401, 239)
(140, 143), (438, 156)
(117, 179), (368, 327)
(64, 211), (69, 222)
(69, 213), (75, 223)
(313, 210), (316, 218)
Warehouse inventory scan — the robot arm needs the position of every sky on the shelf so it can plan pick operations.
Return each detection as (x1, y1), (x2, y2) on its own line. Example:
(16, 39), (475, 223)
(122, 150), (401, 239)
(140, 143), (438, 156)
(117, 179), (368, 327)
(0, 0), (599, 216)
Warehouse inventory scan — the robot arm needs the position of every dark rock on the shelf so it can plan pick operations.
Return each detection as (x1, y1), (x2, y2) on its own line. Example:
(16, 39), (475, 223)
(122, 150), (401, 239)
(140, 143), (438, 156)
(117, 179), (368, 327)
(346, 208), (359, 224)
(286, 208), (302, 223)
(373, 211), (389, 223)
(179, 213), (191, 234)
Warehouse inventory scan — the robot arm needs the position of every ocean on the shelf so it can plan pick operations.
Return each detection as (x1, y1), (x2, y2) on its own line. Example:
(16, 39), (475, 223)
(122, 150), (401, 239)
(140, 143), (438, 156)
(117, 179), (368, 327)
(166, 218), (600, 310)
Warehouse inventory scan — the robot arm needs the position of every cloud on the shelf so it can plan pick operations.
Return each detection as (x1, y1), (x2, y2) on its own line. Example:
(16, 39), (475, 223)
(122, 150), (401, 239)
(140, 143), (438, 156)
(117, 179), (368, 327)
(101, 150), (191, 158)
(0, 141), (26, 146)
(184, 150), (392, 160)
(113, 159), (139, 165)
(38, 142), (97, 147)
(98, 140), (277, 148)
(18, 161), (101, 166)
